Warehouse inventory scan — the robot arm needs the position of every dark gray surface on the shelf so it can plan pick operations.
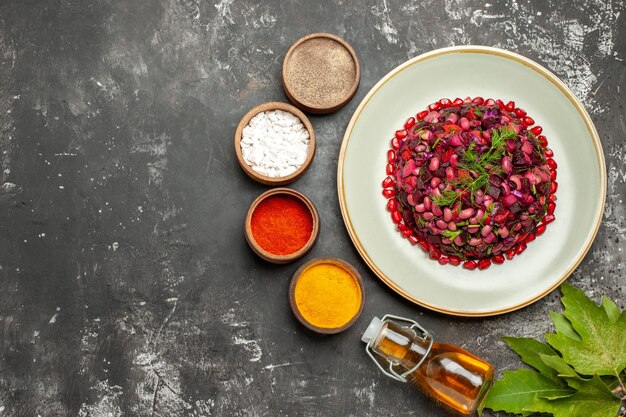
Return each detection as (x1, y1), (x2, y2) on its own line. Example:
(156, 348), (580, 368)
(0, 0), (624, 416)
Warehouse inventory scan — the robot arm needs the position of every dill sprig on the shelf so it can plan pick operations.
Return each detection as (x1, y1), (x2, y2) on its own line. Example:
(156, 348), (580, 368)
(432, 189), (459, 207)
(432, 126), (515, 207)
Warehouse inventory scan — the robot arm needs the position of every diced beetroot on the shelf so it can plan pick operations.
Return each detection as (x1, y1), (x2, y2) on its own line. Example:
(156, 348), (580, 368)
(502, 194), (517, 207)
(521, 140), (533, 155)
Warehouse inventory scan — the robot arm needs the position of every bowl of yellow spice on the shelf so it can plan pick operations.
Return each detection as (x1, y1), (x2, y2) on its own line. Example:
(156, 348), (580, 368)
(289, 257), (364, 334)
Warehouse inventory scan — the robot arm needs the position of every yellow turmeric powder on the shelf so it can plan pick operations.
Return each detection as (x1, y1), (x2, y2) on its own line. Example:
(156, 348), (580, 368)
(294, 262), (362, 329)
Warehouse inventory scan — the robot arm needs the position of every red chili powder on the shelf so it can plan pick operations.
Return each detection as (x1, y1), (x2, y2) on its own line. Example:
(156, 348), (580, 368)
(251, 195), (313, 255)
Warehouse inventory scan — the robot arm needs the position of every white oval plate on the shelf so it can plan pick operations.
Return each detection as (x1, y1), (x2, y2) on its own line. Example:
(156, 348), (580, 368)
(338, 46), (606, 316)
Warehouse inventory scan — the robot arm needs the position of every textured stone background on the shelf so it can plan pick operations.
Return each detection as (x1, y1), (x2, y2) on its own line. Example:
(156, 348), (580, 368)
(0, 0), (624, 416)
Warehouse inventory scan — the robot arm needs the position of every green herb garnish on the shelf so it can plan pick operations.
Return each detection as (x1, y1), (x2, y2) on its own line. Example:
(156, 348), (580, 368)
(432, 190), (458, 207)
(432, 126), (515, 207)
(415, 216), (426, 228)
(430, 137), (442, 151)
(442, 229), (462, 240)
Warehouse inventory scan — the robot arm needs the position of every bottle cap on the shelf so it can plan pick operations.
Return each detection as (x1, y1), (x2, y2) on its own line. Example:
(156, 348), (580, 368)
(361, 316), (384, 344)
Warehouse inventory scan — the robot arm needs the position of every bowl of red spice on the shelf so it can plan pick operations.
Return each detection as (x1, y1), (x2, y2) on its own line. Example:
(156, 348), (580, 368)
(245, 188), (320, 264)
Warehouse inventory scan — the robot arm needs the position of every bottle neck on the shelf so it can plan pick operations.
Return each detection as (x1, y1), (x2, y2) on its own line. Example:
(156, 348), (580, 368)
(371, 321), (431, 374)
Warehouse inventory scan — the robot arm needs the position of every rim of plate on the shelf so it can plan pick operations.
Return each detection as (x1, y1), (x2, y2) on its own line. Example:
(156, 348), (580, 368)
(337, 45), (607, 317)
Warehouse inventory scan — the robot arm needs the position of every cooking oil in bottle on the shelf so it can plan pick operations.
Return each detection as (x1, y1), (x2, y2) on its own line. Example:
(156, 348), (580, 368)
(361, 315), (494, 415)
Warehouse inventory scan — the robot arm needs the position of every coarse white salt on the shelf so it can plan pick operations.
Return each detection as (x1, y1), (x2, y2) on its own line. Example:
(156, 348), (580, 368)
(240, 110), (310, 178)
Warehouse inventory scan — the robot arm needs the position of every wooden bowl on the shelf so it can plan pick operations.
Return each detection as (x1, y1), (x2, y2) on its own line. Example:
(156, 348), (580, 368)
(234, 102), (316, 186)
(244, 188), (319, 264)
(289, 257), (364, 334)
(282, 33), (360, 114)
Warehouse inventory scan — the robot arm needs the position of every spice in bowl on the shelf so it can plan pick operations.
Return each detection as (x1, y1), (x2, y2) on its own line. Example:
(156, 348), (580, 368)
(245, 188), (319, 264)
(252, 194), (312, 255)
(240, 109), (310, 178)
(289, 258), (364, 334)
(282, 33), (360, 114)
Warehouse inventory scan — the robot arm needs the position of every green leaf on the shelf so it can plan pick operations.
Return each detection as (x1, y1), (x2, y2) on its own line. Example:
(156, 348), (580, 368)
(602, 296), (620, 323)
(503, 337), (560, 379)
(482, 369), (575, 415)
(537, 353), (598, 393)
(545, 283), (626, 376)
(538, 353), (579, 380)
(483, 284), (625, 417)
(524, 375), (621, 417)
(549, 310), (581, 341)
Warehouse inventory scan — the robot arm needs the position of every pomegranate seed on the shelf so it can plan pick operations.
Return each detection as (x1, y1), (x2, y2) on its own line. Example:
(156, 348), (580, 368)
(382, 188), (395, 198)
(398, 223), (408, 232)
(429, 102), (441, 111)
(391, 210), (402, 224)
(386, 199), (397, 211)
(538, 135), (548, 147)
(402, 229), (413, 238)
(439, 98), (451, 107)
(382, 176), (394, 188)
(395, 129), (407, 139)
(391, 137), (400, 150)
(536, 224), (546, 236)
(408, 235), (419, 245)
(550, 182), (558, 194)
(505, 101), (515, 112)
(531, 126), (543, 136)
(387, 150), (397, 163)
(478, 259), (491, 270)
(525, 234), (536, 243)
(505, 249), (516, 260)
(405, 117), (416, 129)
(449, 256), (461, 266)
(463, 260), (477, 270)
(523, 116), (535, 126)
(515, 108), (527, 117)
(548, 202), (556, 215)
(453, 98), (464, 106)
(463, 97), (472, 104)
(550, 170), (557, 181)
(472, 97), (484, 105)
(547, 158), (557, 170)
(492, 255), (505, 264)
(419, 241), (429, 252)
(438, 256), (450, 265)
(545, 148), (554, 157)
(549, 194), (557, 202)
(544, 214), (555, 224)
(484, 98), (495, 106)
(386, 163), (393, 175)
(516, 243), (527, 254)
(496, 99), (505, 110)
(417, 110), (428, 120)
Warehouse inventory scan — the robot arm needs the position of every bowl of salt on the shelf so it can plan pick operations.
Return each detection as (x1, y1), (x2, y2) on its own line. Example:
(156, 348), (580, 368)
(234, 102), (316, 186)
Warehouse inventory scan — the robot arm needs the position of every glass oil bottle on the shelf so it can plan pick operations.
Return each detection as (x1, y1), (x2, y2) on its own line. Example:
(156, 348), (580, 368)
(361, 315), (494, 415)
